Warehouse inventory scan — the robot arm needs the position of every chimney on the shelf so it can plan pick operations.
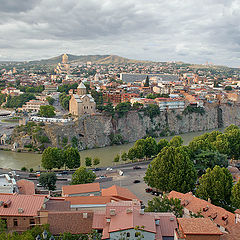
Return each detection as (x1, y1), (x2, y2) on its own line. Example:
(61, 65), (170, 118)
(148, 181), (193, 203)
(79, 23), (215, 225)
(234, 209), (240, 224)
(18, 208), (24, 213)
(83, 213), (88, 219)
(110, 209), (116, 216)
(208, 198), (211, 203)
(139, 209), (144, 215)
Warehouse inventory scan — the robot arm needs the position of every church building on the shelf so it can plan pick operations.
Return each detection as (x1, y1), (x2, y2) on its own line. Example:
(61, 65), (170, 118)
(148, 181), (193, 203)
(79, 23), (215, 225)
(69, 82), (96, 116)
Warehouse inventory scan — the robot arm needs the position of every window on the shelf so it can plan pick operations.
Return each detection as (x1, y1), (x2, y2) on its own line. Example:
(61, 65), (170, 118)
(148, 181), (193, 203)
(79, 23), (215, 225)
(13, 219), (18, 227)
(126, 232), (130, 237)
(30, 219), (35, 225)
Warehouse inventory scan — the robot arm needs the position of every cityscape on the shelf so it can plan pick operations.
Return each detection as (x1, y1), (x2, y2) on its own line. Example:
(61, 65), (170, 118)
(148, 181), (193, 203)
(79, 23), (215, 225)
(0, 1), (240, 240)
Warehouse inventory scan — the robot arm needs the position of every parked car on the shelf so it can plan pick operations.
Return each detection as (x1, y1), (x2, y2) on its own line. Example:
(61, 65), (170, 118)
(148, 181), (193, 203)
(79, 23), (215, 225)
(106, 168), (113, 171)
(93, 168), (101, 171)
(151, 191), (160, 196)
(145, 188), (153, 193)
(99, 175), (106, 179)
(133, 166), (141, 170)
(133, 180), (140, 183)
(61, 170), (68, 175)
(37, 183), (43, 187)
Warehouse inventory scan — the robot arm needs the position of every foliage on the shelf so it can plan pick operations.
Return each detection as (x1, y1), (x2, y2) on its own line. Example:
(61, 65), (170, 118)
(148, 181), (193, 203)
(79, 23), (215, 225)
(196, 166), (233, 206)
(46, 96), (55, 105)
(121, 152), (128, 161)
(59, 92), (71, 110)
(110, 133), (124, 145)
(231, 180), (240, 209)
(57, 83), (78, 93)
(0, 93), (6, 106)
(85, 157), (92, 167)
(91, 90), (103, 106)
(157, 139), (169, 153)
(39, 172), (57, 190)
(115, 102), (132, 117)
(145, 195), (183, 218)
(225, 85), (232, 91)
(144, 146), (197, 193)
(39, 105), (56, 118)
(113, 154), (120, 163)
(19, 85), (44, 93)
(21, 167), (28, 172)
(71, 167), (96, 185)
(183, 106), (205, 115)
(64, 147), (80, 169)
(194, 150), (228, 176)
(132, 102), (144, 110)
(146, 93), (169, 99)
(71, 136), (78, 148)
(143, 104), (160, 119)
(169, 136), (183, 147)
(144, 137), (158, 158)
(93, 157), (100, 166)
(5, 93), (36, 108)
(42, 147), (64, 170)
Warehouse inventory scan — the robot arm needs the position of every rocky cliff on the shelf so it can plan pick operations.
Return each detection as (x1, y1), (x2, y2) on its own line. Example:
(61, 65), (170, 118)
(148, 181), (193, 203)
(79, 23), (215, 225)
(42, 103), (240, 150)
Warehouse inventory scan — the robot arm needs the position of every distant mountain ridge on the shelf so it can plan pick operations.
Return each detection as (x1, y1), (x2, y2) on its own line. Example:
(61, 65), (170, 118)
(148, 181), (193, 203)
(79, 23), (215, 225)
(29, 54), (151, 65)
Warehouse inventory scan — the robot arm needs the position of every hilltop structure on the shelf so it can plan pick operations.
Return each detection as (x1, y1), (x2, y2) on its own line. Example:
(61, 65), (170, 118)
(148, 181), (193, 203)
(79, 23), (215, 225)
(69, 82), (96, 116)
(55, 53), (70, 75)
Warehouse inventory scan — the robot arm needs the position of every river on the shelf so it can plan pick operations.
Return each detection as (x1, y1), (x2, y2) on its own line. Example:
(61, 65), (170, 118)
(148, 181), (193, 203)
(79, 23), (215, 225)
(0, 129), (218, 170)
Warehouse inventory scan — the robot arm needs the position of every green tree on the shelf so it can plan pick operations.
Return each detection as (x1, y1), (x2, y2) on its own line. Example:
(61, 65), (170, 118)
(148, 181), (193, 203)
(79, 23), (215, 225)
(144, 137), (158, 158)
(121, 152), (128, 161)
(64, 147), (80, 169)
(93, 157), (100, 166)
(143, 104), (160, 118)
(225, 85), (232, 91)
(169, 136), (183, 147)
(194, 150), (228, 176)
(144, 76), (149, 87)
(157, 139), (169, 153)
(145, 195), (183, 218)
(71, 167), (96, 185)
(42, 147), (64, 170)
(132, 102), (144, 110)
(85, 157), (92, 167)
(115, 102), (132, 117)
(231, 180), (240, 209)
(39, 172), (57, 190)
(46, 96), (55, 105)
(144, 146), (197, 193)
(113, 154), (120, 163)
(196, 166), (233, 206)
(39, 105), (55, 118)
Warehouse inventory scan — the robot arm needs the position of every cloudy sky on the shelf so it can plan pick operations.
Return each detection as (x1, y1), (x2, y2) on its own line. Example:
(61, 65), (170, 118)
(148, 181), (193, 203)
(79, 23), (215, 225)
(0, 0), (239, 67)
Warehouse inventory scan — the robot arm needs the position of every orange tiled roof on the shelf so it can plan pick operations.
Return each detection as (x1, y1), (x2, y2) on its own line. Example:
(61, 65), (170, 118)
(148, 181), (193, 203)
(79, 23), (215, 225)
(221, 223), (240, 240)
(17, 179), (35, 195)
(0, 194), (45, 216)
(168, 191), (235, 232)
(62, 182), (100, 196)
(178, 218), (222, 235)
(102, 185), (139, 201)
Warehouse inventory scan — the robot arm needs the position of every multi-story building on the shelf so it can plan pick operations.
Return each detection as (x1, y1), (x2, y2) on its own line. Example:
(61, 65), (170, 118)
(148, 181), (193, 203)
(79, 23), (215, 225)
(20, 100), (47, 112)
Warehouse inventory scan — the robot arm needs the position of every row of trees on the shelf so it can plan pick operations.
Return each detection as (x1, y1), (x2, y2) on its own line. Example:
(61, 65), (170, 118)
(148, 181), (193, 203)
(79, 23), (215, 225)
(142, 125), (240, 210)
(42, 147), (80, 170)
(59, 92), (71, 110)
(5, 93), (35, 108)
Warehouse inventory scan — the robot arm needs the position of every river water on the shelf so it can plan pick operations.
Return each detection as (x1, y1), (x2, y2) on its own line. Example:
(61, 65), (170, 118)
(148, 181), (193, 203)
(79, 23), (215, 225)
(0, 129), (218, 170)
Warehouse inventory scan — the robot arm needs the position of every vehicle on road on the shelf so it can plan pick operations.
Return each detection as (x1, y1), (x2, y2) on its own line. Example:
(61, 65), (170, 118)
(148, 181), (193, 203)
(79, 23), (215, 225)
(106, 168), (113, 171)
(145, 188), (153, 193)
(133, 180), (140, 183)
(133, 166), (141, 170)
(37, 183), (43, 187)
(99, 175), (106, 179)
(93, 168), (101, 171)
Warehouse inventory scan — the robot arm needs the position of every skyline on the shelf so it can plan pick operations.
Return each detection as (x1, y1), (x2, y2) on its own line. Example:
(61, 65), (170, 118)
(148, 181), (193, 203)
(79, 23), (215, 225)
(0, 0), (240, 67)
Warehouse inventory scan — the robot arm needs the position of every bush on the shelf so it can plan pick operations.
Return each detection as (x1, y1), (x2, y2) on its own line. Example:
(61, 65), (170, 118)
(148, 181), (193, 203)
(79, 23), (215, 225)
(21, 167), (28, 172)
(183, 106), (205, 115)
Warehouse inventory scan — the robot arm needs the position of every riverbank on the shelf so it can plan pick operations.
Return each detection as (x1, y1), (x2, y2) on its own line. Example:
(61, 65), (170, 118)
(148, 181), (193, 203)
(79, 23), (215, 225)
(0, 128), (220, 170)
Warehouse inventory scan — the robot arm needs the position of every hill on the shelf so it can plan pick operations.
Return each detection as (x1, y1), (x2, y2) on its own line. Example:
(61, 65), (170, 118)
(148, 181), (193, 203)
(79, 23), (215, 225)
(29, 54), (151, 65)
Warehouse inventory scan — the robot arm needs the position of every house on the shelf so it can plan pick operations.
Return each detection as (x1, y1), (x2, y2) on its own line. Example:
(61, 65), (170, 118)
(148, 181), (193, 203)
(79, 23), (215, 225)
(168, 191), (236, 233)
(175, 218), (222, 240)
(93, 201), (177, 240)
(62, 182), (101, 197)
(0, 174), (17, 193)
(16, 180), (35, 195)
(0, 193), (46, 232)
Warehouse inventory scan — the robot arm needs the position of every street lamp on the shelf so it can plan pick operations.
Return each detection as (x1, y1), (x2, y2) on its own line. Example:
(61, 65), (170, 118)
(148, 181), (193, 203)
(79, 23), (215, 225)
(42, 230), (48, 239)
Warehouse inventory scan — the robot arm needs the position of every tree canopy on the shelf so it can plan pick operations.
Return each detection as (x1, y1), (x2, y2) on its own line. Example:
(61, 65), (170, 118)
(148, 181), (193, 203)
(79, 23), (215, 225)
(144, 146), (197, 193)
(71, 167), (96, 185)
(64, 147), (80, 169)
(39, 105), (55, 118)
(145, 195), (183, 218)
(231, 180), (240, 209)
(41, 147), (64, 170)
(39, 172), (57, 190)
(196, 166), (233, 206)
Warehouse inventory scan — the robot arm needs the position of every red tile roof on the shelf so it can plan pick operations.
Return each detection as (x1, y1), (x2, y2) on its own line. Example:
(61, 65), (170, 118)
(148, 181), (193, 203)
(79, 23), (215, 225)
(221, 223), (240, 240)
(102, 185), (139, 201)
(17, 179), (35, 195)
(0, 194), (45, 216)
(178, 218), (222, 235)
(168, 191), (235, 232)
(48, 211), (93, 235)
(92, 211), (106, 229)
(62, 182), (100, 196)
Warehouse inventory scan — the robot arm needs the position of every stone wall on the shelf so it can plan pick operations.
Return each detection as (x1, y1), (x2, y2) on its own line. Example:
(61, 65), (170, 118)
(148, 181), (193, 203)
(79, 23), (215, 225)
(43, 103), (240, 151)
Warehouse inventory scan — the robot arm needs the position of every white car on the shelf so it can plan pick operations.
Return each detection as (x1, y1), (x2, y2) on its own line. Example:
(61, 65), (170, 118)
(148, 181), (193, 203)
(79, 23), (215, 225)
(106, 168), (113, 171)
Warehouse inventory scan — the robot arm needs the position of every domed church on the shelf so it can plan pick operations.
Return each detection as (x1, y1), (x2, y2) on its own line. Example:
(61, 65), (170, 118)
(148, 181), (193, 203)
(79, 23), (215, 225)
(69, 82), (96, 116)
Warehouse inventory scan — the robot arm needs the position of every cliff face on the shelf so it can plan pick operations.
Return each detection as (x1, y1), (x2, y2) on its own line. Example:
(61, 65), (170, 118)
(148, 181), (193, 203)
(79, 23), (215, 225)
(43, 103), (240, 150)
